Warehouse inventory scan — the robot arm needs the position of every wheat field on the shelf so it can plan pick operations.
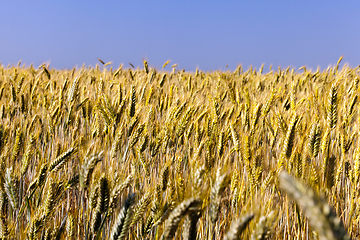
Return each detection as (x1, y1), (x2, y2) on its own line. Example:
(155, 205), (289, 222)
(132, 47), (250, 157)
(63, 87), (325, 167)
(0, 58), (358, 239)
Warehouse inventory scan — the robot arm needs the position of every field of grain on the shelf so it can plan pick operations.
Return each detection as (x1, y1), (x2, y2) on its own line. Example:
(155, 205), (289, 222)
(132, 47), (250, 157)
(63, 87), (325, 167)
(0, 59), (358, 239)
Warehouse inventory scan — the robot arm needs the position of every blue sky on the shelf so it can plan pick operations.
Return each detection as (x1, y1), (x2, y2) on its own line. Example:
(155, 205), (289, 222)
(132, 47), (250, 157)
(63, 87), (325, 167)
(1, 1), (359, 71)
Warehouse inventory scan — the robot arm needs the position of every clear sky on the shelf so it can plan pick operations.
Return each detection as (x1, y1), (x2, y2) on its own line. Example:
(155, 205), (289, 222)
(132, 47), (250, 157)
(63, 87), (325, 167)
(1, 1), (359, 71)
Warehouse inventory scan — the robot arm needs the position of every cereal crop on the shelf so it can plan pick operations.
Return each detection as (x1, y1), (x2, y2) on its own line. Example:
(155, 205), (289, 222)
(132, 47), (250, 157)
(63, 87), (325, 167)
(0, 58), (357, 239)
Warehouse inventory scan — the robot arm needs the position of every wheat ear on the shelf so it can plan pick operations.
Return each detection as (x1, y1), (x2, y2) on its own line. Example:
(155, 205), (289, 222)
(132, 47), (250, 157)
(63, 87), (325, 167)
(110, 193), (135, 240)
(224, 214), (254, 240)
(163, 198), (202, 240)
(279, 171), (349, 240)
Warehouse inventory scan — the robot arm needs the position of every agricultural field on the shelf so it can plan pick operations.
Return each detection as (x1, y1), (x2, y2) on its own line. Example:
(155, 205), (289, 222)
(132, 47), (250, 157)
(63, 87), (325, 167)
(0, 59), (358, 239)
